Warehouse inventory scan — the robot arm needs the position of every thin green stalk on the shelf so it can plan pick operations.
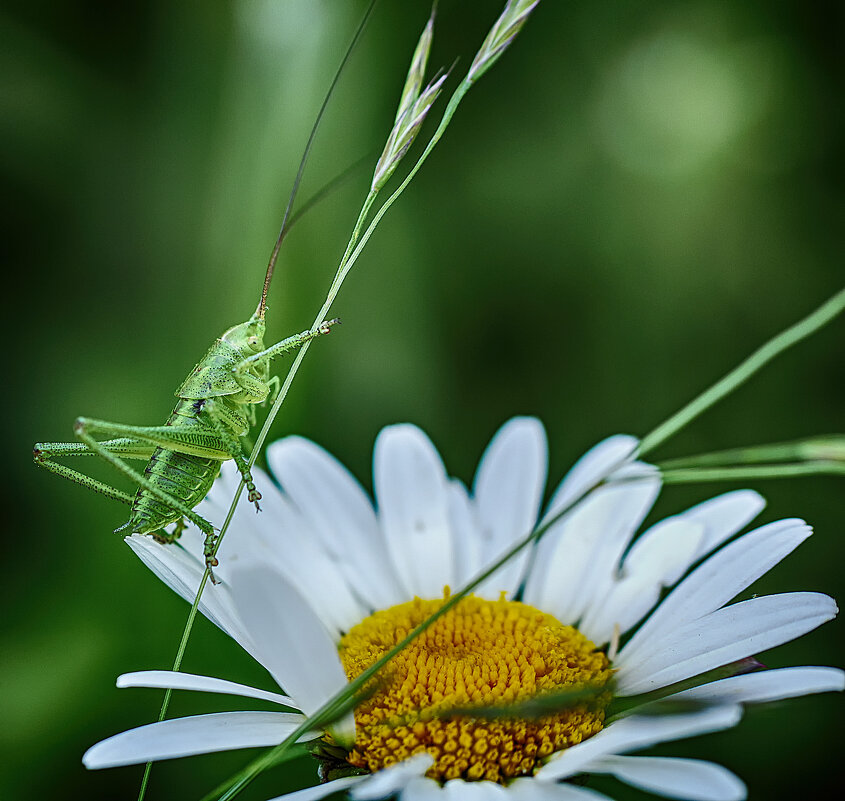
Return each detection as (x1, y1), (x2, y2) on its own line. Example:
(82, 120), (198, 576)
(320, 84), (472, 308)
(134, 5), (383, 797)
(656, 435), (845, 470)
(200, 745), (311, 801)
(250, 189), (379, 468)
(171, 10), (525, 743)
(136, 490), (243, 799)
(659, 462), (845, 483)
(146, 50), (457, 801)
(637, 287), (845, 458)
(135, 594), (205, 800)
(142, 115), (385, 795)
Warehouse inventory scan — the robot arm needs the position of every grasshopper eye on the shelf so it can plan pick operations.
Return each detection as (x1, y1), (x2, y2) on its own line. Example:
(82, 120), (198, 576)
(247, 336), (261, 350)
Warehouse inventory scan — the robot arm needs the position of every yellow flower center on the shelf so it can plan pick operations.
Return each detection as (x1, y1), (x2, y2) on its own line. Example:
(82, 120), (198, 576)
(338, 593), (612, 784)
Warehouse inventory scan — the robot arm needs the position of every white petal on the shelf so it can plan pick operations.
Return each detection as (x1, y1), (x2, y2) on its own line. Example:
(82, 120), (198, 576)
(216, 464), (367, 636)
(549, 435), (640, 510)
(177, 461), (255, 566)
(116, 670), (297, 707)
(618, 520), (811, 668)
(449, 479), (483, 587)
(617, 592), (838, 695)
(578, 574), (662, 649)
(352, 753), (435, 800)
(621, 517), (706, 588)
(506, 777), (614, 801)
(201, 463), (289, 572)
(579, 517), (705, 645)
(267, 436), (405, 611)
(524, 463), (660, 623)
(681, 490), (765, 561)
(374, 424), (455, 598)
(472, 417), (548, 599)
(82, 711), (305, 768)
(401, 778), (444, 801)
(125, 534), (260, 663)
(194, 461), (306, 574)
(444, 779), (509, 801)
(590, 756), (746, 801)
(674, 666), (845, 704)
(524, 435), (637, 607)
(164, 461), (366, 638)
(587, 490), (766, 641)
(536, 705), (742, 781)
(267, 777), (366, 801)
(568, 462), (661, 624)
(228, 564), (354, 741)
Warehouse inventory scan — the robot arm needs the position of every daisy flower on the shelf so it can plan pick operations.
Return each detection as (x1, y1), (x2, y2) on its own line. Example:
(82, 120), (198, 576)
(84, 418), (843, 801)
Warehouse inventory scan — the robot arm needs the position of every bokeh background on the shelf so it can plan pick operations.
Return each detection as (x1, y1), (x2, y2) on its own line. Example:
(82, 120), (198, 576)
(1, 0), (842, 799)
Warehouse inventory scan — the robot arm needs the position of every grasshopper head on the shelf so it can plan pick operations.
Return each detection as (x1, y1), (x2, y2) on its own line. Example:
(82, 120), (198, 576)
(221, 315), (267, 360)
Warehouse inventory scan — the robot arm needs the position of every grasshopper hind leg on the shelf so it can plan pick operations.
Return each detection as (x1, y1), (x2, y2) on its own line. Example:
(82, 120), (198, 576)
(71, 417), (224, 582)
(158, 518), (222, 581)
(115, 514), (221, 582)
(150, 517), (221, 582)
(155, 518), (222, 582)
(151, 516), (188, 544)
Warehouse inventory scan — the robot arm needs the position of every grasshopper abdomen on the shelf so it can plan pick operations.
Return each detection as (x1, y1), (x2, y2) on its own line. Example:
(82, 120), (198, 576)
(118, 398), (225, 538)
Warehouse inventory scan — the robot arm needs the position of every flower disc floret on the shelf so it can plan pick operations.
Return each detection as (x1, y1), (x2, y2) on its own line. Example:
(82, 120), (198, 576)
(339, 593), (612, 784)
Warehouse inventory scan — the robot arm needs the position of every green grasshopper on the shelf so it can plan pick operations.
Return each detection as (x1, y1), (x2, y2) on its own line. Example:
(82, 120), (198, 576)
(30, 47), (350, 581)
(32, 283), (337, 581)
(28, 1), (390, 584)
(30, 1), (393, 583)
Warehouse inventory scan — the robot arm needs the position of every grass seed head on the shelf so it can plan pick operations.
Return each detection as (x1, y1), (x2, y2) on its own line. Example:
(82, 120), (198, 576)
(468, 0), (540, 84)
(372, 73), (447, 192)
(395, 9), (436, 125)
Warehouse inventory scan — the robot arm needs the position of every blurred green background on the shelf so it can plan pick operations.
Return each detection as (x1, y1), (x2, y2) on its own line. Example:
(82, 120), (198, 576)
(1, 1), (841, 799)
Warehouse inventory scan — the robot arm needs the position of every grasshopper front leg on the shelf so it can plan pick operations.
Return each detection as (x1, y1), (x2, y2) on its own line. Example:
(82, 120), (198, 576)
(236, 318), (340, 374)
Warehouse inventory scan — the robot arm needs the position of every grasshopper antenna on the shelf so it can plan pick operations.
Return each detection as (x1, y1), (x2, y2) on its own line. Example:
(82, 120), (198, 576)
(285, 151), (376, 231)
(257, 0), (379, 319)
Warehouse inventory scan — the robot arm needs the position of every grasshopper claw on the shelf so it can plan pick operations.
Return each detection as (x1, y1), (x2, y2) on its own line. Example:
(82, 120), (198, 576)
(318, 317), (341, 335)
